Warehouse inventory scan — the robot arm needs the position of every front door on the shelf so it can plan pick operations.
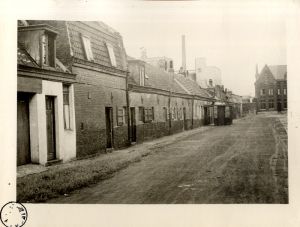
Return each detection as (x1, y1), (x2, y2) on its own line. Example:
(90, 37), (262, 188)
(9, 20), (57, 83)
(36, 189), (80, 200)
(218, 106), (225, 126)
(130, 107), (136, 142)
(46, 96), (56, 161)
(17, 93), (31, 166)
(183, 107), (187, 130)
(204, 107), (209, 125)
(105, 107), (113, 148)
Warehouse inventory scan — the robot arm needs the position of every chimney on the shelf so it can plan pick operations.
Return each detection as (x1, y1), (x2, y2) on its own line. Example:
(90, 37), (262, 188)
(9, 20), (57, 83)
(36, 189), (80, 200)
(182, 35), (186, 71)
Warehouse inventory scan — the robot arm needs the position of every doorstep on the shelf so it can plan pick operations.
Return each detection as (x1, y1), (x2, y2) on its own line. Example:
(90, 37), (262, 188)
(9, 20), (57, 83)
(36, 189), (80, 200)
(45, 159), (63, 167)
(17, 164), (48, 178)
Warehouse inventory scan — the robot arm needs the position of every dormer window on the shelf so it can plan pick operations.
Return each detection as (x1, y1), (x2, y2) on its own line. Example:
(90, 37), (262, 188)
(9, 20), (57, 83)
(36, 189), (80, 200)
(106, 42), (117, 67)
(41, 33), (55, 67)
(81, 35), (94, 61)
(139, 66), (145, 86)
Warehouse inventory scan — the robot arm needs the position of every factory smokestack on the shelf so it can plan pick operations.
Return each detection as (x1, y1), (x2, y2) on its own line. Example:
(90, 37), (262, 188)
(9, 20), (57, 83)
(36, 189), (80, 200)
(182, 35), (186, 71)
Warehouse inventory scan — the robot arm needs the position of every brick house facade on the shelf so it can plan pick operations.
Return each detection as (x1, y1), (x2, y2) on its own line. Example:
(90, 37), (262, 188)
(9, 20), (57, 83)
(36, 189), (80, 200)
(127, 58), (214, 143)
(28, 20), (129, 157)
(255, 65), (287, 112)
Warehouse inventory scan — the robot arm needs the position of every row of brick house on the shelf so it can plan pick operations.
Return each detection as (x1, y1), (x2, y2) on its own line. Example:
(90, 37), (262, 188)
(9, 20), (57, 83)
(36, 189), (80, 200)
(17, 20), (243, 167)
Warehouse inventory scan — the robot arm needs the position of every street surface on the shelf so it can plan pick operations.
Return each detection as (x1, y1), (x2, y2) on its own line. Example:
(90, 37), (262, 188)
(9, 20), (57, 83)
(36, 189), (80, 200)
(49, 113), (288, 204)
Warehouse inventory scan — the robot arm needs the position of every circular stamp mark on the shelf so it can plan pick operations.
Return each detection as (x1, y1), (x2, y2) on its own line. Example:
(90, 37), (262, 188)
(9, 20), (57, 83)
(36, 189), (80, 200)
(0, 202), (28, 227)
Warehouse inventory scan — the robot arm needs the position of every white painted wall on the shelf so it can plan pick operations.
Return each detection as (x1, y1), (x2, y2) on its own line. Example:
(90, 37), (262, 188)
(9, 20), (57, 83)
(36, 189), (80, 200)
(28, 80), (76, 165)
(62, 84), (76, 161)
(195, 58), (222, 88)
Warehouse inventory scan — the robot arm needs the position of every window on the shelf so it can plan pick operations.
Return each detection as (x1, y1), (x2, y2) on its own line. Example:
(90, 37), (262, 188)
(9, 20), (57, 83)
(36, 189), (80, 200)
(177, 108), (182, 120)
(269, 100), (274, 109)
(63, 85), (71, 129)
(278, 89), (281, 95)
(260, 89), (266, 96)
(284, 100), (287, 109)
(260, 100), (266, 109)
(106, 42), (117, 67)
(138, 107), (144, 122)
(163, 107), (168, 122)
(144, 107), (154, 122)
(225, 106), (230, 118)
(81, 35), (94, 61)
(269, 89), (273, 95)
(139, 66), (145, 86)
(41, 34), (55, 67)
(172, 107), (177, 120)
(170, 60), (173, 69)
(117, 107), (127, 126)
(284, 88), (287, 95)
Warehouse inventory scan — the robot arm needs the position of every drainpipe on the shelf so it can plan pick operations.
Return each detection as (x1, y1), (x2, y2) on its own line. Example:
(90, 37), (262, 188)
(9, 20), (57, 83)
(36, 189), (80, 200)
(125, 71), (131, 145)
(168, 89), (172, 135)
(191, 95), (194, 129)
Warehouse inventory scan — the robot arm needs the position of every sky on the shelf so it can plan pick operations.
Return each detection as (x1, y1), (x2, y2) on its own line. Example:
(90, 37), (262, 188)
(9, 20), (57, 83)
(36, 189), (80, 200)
(99, 1), (287, 96)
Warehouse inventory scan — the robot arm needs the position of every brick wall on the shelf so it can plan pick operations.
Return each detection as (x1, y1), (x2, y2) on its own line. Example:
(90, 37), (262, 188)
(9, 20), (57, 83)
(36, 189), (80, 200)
(73, 66), (128, 157)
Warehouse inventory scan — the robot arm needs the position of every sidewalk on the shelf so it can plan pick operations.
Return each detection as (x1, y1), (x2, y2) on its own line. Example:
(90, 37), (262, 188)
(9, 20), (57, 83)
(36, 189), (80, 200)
(17, 125), (214, 178)
(17, 125), (214, 202)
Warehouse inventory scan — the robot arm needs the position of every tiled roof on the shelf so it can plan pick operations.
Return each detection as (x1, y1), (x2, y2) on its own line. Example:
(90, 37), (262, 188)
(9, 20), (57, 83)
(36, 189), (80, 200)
(144, 63), (187, 94)
(268, 65), (287, 80)
(128, 56), (212, 99)
(174, 74), (212, 98)
(17, 46), (39, 68)
(66, 21), (127, 71)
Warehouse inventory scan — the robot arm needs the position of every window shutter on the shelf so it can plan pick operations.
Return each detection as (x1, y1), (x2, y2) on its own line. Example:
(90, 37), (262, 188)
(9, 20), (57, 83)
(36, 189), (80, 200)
(117, 107), (124, 126)
(152, 107), (154, 120)
(124, 107), (128, 124)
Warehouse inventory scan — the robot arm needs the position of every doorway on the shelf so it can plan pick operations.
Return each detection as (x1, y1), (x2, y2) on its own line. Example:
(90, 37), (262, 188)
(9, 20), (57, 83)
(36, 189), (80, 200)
(46, 96), (56, 161)
(105, 107), (113, 148)
(130, 107), (136, 142)
(183, 107), (187, 130)
(17, 93), (31, 166)
(217, 106), (225, 126)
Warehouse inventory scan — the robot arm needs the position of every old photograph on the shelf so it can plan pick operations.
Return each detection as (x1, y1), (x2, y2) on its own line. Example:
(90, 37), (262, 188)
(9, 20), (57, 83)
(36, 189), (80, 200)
(15, 6), (287, 204)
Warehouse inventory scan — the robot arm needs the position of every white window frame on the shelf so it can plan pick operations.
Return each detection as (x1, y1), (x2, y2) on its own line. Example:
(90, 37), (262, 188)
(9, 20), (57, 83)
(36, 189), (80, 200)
(283, 88), (287, 95)
(269, 89), (273, 95)
(139, 66), (145, 86)
(63, 84), (71, 130)
(278, 89), (281, 95)
(41, 34), (49, 65)
(81, 35), (94, 61)
(106, 42), (117, 67)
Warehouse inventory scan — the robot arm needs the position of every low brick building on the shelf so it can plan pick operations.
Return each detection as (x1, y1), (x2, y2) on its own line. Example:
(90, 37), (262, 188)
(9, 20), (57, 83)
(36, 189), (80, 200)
(28, 20), (129, 157)
(255, 64), (287, 112)
(127, 58), (214, 143)
(17, 22), (76, 166)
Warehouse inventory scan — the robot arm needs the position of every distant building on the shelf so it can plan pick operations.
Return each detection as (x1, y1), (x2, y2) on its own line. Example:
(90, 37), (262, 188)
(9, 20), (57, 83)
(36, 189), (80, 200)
(242, 95), (256, 115)
(195, 58), (222, 88)
(142, 56), (174, 73)
(254, 64), (287, 112)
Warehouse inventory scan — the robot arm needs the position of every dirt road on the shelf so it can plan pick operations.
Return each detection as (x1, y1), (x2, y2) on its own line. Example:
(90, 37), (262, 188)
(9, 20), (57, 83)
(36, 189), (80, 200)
(49, 113), (288, 204)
